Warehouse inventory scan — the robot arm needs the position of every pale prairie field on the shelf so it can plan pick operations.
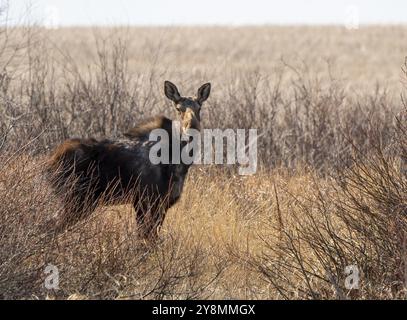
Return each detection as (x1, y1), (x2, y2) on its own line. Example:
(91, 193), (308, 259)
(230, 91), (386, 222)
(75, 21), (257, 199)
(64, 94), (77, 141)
(0, 26), (406, 299)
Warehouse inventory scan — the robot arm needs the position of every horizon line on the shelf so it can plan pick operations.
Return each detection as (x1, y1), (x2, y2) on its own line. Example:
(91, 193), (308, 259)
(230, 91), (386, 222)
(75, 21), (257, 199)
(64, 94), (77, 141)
(7, 22), (407, 29)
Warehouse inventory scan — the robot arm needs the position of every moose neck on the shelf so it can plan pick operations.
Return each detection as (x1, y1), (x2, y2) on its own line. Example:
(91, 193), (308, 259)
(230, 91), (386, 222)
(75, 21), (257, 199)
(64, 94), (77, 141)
(168, 119), (200, 171)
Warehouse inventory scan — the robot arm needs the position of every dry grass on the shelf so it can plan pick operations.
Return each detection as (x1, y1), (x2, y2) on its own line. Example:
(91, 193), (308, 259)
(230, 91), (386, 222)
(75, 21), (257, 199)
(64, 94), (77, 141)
(1, 155), (405, 299)
(0, 24), (406, 299)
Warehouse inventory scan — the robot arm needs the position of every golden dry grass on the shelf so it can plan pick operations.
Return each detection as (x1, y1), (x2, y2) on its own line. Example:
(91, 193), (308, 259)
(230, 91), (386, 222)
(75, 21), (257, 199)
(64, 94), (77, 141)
(1, 153), (405, 299)
(0, 26), (406, 300)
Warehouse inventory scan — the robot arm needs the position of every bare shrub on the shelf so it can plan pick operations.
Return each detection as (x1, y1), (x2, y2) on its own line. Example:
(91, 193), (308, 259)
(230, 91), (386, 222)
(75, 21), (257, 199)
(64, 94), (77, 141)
(247, 103), (406, 299)
(0, 25), (406, 299)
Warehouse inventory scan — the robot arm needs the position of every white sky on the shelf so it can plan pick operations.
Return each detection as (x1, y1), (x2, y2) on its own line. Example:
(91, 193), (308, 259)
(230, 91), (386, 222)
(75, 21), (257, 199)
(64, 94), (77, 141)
(5, 0), (407, 26)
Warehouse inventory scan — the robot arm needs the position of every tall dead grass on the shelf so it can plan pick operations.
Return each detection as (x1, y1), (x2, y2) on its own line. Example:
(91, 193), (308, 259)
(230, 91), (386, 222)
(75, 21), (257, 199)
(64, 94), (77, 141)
(0, 23), (406, 299)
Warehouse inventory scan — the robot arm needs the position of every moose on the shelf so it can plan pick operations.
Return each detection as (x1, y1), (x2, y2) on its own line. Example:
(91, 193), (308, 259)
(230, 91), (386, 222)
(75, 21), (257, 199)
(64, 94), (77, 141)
(47, 81), (211, 239)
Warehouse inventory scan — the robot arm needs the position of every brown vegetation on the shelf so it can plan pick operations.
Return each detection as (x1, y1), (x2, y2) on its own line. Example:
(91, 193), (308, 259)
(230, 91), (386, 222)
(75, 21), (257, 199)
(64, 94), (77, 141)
(0, 25), (406, 299)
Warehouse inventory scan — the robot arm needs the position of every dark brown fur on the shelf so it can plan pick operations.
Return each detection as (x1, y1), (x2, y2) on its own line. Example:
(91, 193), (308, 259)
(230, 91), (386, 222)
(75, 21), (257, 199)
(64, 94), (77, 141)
(47, 81), (211, 239)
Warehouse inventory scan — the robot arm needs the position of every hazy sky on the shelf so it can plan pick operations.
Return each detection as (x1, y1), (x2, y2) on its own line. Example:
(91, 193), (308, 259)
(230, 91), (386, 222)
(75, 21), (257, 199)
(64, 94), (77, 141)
(6, 0), (407, 26)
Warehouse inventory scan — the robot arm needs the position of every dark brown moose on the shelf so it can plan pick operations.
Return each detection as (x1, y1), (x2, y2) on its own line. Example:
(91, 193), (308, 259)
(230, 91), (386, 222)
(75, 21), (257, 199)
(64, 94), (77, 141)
(47, 81), (211, 239)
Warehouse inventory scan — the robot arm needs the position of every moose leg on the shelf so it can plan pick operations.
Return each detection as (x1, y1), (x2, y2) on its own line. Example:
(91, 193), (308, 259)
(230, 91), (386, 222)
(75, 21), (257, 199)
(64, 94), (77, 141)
(135, 210), (157, 240)
(152, 207), (167, 236)
(135, 201), (167, 240)
(53, 193), (98, 234)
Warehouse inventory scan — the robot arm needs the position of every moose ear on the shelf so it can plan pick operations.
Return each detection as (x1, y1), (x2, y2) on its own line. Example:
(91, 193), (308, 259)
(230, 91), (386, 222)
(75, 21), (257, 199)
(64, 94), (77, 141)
(197, 82), (211, 104)
(164, 81), (181, 103)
